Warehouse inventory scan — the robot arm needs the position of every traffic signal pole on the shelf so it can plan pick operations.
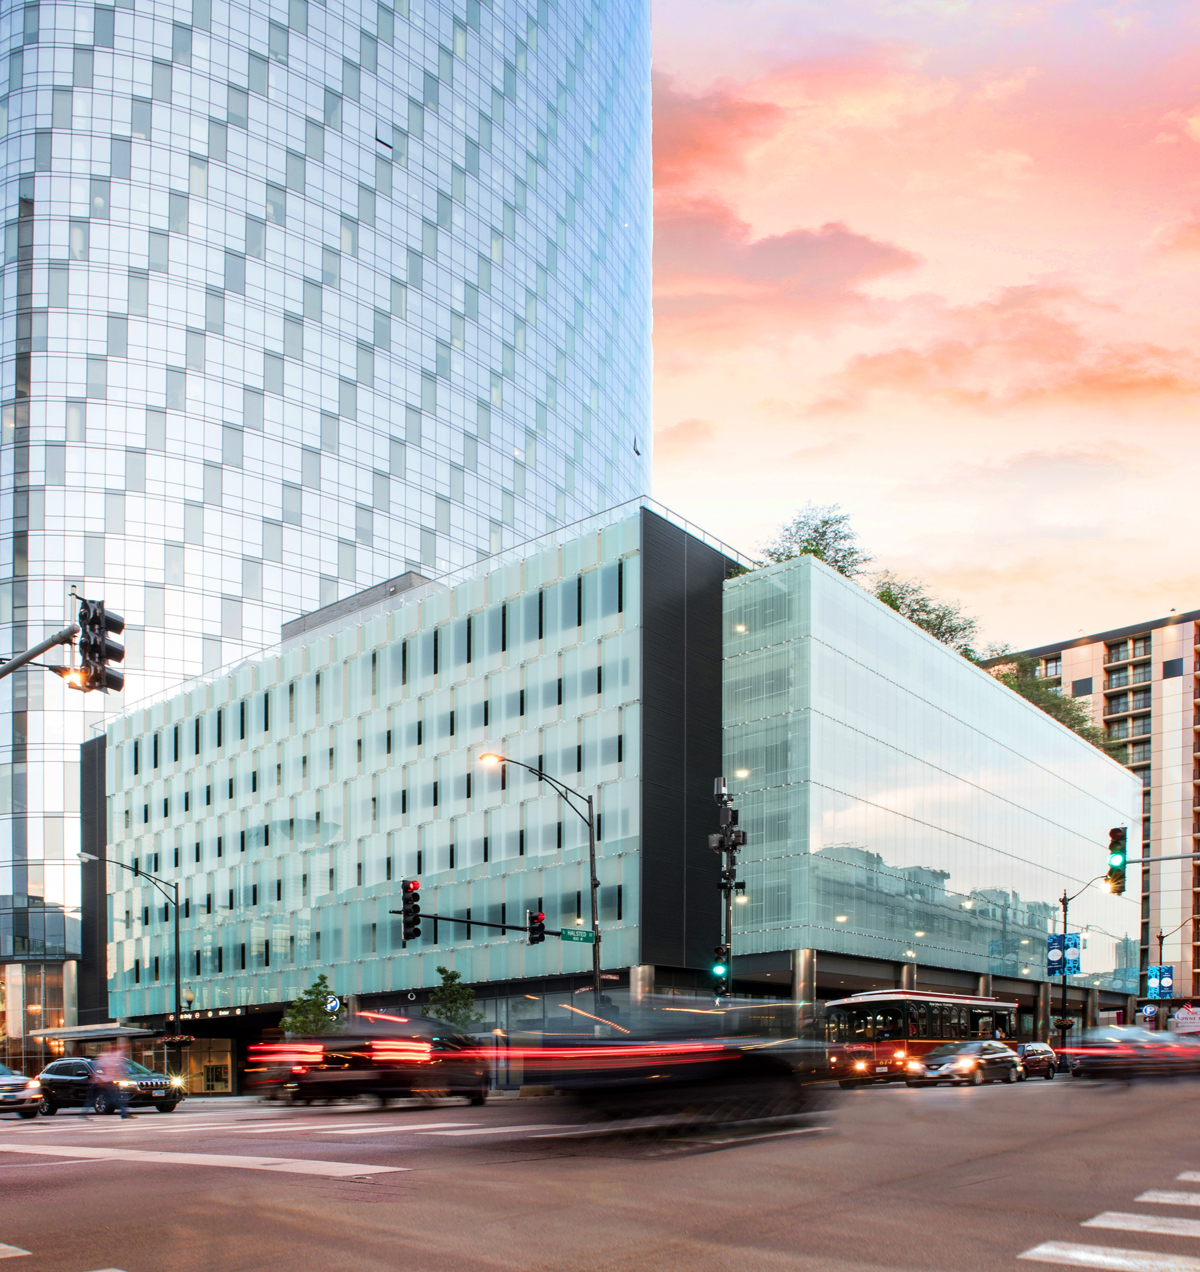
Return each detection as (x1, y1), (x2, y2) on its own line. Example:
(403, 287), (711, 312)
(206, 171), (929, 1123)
(0, 623), (80, 681)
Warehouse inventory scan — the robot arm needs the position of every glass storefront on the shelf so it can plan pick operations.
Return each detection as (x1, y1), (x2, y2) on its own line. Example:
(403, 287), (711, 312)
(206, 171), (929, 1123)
(1, 961), (69, 1076)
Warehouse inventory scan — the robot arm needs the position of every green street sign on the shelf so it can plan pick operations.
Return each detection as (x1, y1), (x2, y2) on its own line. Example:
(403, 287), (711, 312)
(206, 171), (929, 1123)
(560, 928), (595, 943)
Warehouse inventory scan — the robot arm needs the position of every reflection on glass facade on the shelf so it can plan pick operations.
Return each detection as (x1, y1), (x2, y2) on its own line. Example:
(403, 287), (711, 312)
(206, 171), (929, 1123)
(0, 0), (652, 1053)
(724, 556), (1142, 988)
(105, 509), (650, 1018)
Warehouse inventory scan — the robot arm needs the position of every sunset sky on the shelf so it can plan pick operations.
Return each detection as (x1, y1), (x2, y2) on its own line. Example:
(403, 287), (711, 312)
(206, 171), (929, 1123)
(649, 0), (1200, 649)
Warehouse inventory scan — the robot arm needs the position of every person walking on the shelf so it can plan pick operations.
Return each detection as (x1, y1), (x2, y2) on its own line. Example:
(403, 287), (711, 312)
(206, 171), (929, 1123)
(92, 1039), (136, 1120)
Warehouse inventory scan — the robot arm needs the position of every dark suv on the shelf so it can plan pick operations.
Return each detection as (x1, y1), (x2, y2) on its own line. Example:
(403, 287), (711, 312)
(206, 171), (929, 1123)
(36, 1057), (184, 1115)
(1015, 1042), (1058, 1080)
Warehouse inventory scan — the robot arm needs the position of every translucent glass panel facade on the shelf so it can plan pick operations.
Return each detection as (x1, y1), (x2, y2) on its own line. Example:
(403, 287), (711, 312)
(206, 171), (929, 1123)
(724, 557), (1143, 986)
(0, 0), (652, 1021)
(106, 511), (642, 1016)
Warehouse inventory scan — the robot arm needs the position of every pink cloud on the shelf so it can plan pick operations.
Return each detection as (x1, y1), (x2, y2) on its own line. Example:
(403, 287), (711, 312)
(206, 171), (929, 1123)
(653, 417), (718, 459)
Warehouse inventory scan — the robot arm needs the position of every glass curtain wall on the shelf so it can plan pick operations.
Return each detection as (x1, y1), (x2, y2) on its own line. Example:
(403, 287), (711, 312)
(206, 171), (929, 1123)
(723, 556), (1142, 984)
(0, 0), (651, 1046)
(106, 510), (643, 1017)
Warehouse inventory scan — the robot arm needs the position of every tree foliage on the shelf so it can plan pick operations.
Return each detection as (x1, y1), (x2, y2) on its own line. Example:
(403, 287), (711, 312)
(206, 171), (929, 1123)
(872, 571), (981, 658)
(425, 966), (485, 1032)
(279, 973), (343, 1036)
(989, 653), (1126, 758)
(758, 503), (873, 578)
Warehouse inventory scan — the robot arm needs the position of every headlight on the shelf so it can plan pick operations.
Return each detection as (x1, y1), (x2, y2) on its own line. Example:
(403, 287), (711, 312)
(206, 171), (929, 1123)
(853, 1061), (867, 1071)
(906, 1060), (922, 1071)
(952, 1058), (974, 1071)
(24, 1080), (39, 1090)
(170, 1077), (184, 1086)
(117, 1080), (136, 1088)
(893, 1050), (906, 1060)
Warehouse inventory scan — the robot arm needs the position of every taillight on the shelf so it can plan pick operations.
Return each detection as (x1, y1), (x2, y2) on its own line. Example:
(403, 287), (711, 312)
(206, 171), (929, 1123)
(371, 1039), (432, 1064)
(250, 1042), (324, 1066)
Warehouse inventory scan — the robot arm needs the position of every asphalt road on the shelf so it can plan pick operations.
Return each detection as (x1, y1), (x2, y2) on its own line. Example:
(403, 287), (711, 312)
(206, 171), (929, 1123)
(3, 1076), (1200, 1271)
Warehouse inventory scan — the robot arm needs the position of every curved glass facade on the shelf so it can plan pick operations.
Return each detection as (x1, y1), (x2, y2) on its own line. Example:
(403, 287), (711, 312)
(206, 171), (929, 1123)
(0, 0), (652, 1062)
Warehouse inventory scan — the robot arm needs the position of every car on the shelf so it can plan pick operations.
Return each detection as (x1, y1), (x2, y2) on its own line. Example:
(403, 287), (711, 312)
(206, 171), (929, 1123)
(0, 1062), (40, 1118)
(248, 1014), (491, 1106)
(1015, 1042), (1058, 1080)
(1062, 1026), (1200, 1080)
(36, 1057), (185, 1115)
(905, 1040), (1021, 1086)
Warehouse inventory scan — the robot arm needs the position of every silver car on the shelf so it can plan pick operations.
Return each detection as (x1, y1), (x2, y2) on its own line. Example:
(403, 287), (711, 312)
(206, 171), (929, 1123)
(0, 1062), (40, 1118)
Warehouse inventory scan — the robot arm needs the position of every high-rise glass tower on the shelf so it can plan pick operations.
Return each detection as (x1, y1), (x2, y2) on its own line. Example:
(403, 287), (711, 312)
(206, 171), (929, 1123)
(0, 0), (651, 1065)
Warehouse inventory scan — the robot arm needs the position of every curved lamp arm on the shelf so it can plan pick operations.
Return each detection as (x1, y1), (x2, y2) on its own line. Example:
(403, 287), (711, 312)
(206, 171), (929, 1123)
(478, 754), (592, 828)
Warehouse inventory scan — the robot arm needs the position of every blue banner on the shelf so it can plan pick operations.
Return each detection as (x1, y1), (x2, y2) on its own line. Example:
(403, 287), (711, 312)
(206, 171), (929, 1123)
(1047, 933), (1081, 977)
(1147, 965), (1175, 999)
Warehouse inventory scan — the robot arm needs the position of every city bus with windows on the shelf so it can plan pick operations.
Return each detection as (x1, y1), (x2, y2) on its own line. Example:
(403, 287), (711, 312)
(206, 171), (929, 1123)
(824, 991), (1018, 1087)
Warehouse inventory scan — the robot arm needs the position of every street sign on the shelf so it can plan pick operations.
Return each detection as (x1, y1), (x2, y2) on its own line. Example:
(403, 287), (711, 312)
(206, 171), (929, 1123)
(1147, 965), (1174, 1000)
(1047, 933), (1081, 978)
(1143, 1003), (1158, 1016)
(325, 995), (341, 1013)
(1175, 1004), (1200, 1034)
(560, 928), (595, 944)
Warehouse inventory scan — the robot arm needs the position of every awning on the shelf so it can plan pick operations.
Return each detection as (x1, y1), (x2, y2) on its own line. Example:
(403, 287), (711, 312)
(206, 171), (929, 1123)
(28, 1024), (156, 1041)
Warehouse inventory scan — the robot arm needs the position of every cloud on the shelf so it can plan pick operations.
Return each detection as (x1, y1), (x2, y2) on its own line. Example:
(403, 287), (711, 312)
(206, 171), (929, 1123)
(809, 284), (1200, 413)
(1155, 212), (1200, 253)
(654, 197), (919, 343)
(653, 72), (785, 190)
(653, 418), (717, 459)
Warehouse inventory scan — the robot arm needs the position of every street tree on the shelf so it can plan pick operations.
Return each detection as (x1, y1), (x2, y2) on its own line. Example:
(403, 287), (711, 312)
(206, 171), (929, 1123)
(279, 973), (342, 1036)
(425, 965), (485, 1032)
(758, 503), (873, 577)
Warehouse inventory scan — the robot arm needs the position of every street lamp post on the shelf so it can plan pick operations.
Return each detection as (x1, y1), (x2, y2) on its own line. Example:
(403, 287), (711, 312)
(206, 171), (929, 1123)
(1154, 916), (1192, 1030)
(1057, 875), (1111, 1053)
(479, 753), (600, 1013)
(78, 850), (182, 1073)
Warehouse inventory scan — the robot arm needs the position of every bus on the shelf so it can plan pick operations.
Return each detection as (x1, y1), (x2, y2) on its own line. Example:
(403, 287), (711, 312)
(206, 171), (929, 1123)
(824, 991), (1019, 1087)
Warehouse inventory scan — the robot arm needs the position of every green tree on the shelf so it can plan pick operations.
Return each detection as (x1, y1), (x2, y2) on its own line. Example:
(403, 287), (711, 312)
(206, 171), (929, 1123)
(872, 571), (981, 658)
(758, 502), (873, 577)
(279, 973), (342, 1036)
(990, 653), (1126, 759)
(425, 966), (485, 1032)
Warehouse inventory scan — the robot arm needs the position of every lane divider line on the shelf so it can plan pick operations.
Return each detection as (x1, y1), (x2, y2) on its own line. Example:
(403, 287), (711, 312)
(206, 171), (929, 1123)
(0, 1144), (405, 1178)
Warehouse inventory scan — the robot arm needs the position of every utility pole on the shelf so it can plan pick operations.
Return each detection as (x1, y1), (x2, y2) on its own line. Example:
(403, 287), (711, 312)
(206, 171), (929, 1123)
(710, 778), (746, 1000)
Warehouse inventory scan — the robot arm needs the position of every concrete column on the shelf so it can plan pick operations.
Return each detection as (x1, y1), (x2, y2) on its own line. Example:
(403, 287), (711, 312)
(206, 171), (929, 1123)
(1125, 995), (1139, 1028)
(977, 973), (993, 998)
(629, 964), (654, 1007)
(1036, 982), (1051, 1042)
(1086, 987), (1100, 1028)
(900, 962), (916, 992)
(791, 949), (816, 1039)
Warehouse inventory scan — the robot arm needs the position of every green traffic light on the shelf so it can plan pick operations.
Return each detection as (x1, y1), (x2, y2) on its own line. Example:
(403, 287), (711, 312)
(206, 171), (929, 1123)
(1109, 852), (1125, 867)
(712, 964), (727, 976)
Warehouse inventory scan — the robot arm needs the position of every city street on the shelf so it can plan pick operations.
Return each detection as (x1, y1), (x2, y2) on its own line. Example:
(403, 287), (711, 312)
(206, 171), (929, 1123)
(2, 1077), (1199, 1271)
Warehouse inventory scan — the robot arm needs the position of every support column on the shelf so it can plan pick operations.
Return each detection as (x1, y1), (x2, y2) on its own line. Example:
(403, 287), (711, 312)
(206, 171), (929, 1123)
(900, 962), (916, 992)
(1036, 982), (1051, 1042)
(977, 973), (993, 998)
(1086, 987), (1100, 1028)
(791, 949), (816, 1040)
(629, 965), (654, 1008)
(1125, 994), (1138, 1028)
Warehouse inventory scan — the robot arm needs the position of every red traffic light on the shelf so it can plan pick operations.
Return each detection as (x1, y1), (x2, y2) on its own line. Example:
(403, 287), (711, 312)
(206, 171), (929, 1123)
(403, 879), (420, 894)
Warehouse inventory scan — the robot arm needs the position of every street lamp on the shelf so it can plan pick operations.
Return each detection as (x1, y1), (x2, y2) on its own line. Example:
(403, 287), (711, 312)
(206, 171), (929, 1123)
(78, 850), (182, 1073)
(1055, 875), (1109, 1052)
(479, 752), (601, 1012)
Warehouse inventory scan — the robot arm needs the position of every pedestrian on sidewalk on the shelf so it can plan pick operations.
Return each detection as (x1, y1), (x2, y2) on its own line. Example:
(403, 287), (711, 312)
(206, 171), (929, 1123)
(93, 1038), (136, 1119)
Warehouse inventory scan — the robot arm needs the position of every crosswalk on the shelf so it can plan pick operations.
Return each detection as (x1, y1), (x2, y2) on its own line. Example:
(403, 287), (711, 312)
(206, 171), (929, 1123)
(1021, 1175), (1200, 1270)
(0, 1247), (122, 1271)
(2, 1111), (542, 1138)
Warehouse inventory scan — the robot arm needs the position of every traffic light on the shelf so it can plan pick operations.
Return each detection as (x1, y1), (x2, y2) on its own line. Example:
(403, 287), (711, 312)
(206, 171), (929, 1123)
(400, 879), (421, 940)
(527, 910), (546, 945)
(1106, 826), (1127, 895)
(712, 944), (729, 994)
(75, 599), (125, 693)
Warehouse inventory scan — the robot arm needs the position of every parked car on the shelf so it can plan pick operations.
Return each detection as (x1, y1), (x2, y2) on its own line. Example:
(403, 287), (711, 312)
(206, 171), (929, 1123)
(0, 1062), (40, 1118)
(1015, 1042), (1058, 1080)
(36, 1057), (184, 1114)
(905, 1040), (1021, 1086)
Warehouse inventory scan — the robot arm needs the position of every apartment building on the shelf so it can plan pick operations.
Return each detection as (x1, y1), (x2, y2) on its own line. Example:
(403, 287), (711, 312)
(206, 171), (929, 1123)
(1015, 614), (1197, 1004)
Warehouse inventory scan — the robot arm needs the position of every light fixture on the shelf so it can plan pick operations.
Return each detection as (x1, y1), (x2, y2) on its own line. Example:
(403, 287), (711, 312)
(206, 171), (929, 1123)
(1021, 968), (1030, 975)
(835, 916), (848, 923)
(914, 931), (925, 938)
(183, 988), (195, 1007)
(904, 950), (915, 958)
(735, 894), (748, 904)
(962, 900), (973, 910)
(735, 624), (746, 633)
(1020, 939), (1030, 945)
(479, 753), (502, 765)
(76, 851), (99, 862)
(575, 916), (584, 926)
(735, 769), (750, 779)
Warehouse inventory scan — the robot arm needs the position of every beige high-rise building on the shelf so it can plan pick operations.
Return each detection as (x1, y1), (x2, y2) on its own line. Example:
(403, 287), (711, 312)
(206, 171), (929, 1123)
(1015, 613), (1197, 1005)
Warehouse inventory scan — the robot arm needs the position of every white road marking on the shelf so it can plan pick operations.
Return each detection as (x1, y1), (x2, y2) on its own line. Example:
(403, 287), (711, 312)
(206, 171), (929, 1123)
(0, 1245), (29, 1260)
(319, 1123), (465, 1135)
(0, 1144), (404, 1178)
(1138, 1193), (1200, 1208)
(419, 1123), (564, 1137)
(1020, 1241), (1200, 1270)
(233, 1122), (394, 1134)
(1082, 1214), (1200, 1239)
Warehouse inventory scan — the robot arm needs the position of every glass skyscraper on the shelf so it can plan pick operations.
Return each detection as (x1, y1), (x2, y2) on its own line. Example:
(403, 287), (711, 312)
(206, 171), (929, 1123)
(0, 0), (651, 1063)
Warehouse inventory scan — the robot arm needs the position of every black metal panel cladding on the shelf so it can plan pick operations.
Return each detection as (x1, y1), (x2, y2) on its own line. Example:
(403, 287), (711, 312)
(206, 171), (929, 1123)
(78, 734), (109, 1023)
(638, 508), (729, 971)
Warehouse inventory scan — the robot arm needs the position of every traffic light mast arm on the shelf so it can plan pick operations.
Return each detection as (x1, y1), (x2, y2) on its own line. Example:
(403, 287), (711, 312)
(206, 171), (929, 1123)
(0, 623), (80, 682)
(388, 911), (566, 937)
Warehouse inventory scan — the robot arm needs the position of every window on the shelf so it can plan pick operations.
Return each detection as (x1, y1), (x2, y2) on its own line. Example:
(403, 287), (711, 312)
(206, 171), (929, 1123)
(1106, 641), (1130, 664)
(1043, 656), (1062, 677)
(1133, 636), (1152, 657)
